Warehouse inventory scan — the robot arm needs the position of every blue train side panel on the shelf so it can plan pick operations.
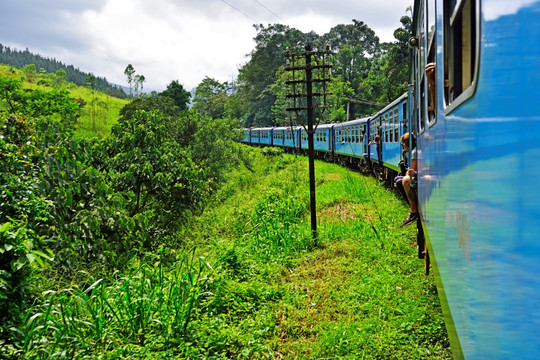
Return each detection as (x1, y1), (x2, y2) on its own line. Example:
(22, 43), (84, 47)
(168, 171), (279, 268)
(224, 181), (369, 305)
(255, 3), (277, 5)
(333, 117), (370, 158)
(280, 126), (300, 148)
(257, 127), (273, 146)
(314, 124), (333, 152)
(412, 1), (540, 358)
(376, 93), (408, 171)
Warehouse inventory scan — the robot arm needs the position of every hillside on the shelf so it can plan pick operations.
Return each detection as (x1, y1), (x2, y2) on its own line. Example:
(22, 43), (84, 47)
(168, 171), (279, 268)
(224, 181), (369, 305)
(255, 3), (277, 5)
(0, 63), (128, 138)
(0, 43), (127, 98)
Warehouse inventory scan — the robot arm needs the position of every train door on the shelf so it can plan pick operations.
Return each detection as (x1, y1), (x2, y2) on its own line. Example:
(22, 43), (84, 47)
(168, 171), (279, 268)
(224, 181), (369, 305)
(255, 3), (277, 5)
(362, 124), (367, 156)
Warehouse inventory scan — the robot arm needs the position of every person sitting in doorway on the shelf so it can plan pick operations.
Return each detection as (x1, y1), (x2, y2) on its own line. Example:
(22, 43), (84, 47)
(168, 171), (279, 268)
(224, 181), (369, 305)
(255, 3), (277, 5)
(398, 132), (418, 226)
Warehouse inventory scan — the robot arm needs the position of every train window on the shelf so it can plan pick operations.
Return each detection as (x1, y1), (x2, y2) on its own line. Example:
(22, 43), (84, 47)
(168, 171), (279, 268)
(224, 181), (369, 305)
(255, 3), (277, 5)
(385, 114), (389, 143)
(443, 0), (479, 112)
(387, 115), (390, 142)
(388, 112), (393, 143)
(402, 103), (408, 135)
(394, 109), (399, 142)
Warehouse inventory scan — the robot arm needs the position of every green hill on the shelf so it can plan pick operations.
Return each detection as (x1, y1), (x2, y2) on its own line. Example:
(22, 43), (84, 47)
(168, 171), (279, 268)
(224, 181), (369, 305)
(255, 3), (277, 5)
(0, 43), (127, 98)
(0, 63), (129, 138)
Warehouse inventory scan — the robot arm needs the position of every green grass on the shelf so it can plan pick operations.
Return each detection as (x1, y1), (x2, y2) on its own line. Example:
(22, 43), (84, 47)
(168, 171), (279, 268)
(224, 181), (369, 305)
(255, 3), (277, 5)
(14, 146), (451, 359)
(176, 147), (451, 359)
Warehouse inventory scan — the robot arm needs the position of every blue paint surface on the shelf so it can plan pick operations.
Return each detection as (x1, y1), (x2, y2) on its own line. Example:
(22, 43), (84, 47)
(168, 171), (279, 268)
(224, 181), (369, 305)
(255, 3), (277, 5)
(417, 1), (540, 358)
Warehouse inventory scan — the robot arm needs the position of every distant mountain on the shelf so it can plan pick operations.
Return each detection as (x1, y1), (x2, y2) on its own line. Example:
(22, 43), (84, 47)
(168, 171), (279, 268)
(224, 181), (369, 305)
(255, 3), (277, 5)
(0, 43), (127, 98)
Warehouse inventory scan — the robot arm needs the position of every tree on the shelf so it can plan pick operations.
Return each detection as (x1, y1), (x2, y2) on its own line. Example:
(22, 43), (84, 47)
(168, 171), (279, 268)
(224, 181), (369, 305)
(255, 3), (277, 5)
(192, 77), (228, 119)
(124, 64), (135, 97)
(119, 96), (179, 125)
(54, 69), (67, 88)
(106, 110), (205, 236)
(383, 9), (413, 100)
(134, 74), (145, 97)
(322, 20), (381, 119)
(270, 66), (290, 126)
(237, 23), (316, 126)
(22, 63), (37, 83)
(160, 80), (191, 111)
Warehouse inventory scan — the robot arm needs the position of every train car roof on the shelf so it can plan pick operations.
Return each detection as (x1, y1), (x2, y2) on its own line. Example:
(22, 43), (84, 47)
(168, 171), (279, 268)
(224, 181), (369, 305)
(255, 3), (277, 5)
(314, 123), (334, 129)
(272, 126), (301, 131)
(371, 92), (408, 119)
(332, 116), (371, 128)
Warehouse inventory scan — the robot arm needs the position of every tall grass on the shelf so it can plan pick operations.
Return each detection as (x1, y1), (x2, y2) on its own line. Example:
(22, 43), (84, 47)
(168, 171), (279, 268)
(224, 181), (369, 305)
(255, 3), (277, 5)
(18, 248), (212, 358)
(248, 192), (312, 259)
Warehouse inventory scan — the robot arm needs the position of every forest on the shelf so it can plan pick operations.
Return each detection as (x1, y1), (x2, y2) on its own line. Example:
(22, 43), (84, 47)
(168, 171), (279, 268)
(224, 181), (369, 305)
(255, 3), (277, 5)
(0, 9), (451, 359)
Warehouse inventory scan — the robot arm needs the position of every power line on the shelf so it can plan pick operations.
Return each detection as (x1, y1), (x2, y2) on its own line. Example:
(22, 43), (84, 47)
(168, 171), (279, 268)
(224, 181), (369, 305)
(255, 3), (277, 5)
(220, 0), (258, 23)
(252, 0), (282, 21)
(347, 97), (387, 107)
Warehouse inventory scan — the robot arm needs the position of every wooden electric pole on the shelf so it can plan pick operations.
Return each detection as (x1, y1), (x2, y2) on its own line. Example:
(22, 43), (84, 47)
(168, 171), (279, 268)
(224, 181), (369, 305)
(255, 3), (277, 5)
(284, 44), (332, 244)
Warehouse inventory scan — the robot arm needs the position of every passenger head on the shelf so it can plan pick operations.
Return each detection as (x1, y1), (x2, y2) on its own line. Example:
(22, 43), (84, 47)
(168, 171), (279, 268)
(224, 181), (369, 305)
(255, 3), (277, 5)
(401, 132), (416, 150)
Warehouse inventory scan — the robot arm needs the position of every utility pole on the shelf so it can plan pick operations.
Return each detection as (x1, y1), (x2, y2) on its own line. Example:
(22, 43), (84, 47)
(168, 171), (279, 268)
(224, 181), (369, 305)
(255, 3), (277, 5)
(284, 44), (332, 244)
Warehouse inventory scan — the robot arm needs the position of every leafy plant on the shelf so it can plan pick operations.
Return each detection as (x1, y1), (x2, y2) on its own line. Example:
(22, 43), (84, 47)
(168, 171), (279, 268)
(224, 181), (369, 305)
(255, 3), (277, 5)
(17, 248), (213, 358)
(104, 109), (205, 240)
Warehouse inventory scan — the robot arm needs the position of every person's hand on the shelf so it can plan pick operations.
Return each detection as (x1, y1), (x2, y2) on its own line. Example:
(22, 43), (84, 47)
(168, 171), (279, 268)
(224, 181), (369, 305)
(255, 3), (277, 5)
(426, 63), (436, 76)
(406, 168), (416, 177)
(426, 63), (436, 111)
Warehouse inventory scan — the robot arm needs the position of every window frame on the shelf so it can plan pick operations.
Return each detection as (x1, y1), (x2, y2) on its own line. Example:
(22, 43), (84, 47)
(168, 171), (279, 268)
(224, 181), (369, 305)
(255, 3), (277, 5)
(443, 0), (481, 115)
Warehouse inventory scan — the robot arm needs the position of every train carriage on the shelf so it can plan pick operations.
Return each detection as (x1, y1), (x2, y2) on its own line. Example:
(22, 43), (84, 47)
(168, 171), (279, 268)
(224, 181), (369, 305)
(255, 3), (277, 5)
(271, 127), (285, 147)
(313, 123), (333, 153)
(373, 93), (408, 172)
(257, 127), (273, 146)
(281, 126), (301, 148)
(241, 2), (540, 358)
(410, 0), (540, 358)
(333, 117), (370, 159)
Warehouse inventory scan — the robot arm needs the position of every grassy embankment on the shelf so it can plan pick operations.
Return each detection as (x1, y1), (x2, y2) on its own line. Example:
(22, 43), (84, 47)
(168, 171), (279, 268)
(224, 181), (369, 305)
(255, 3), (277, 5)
(17, 145), (452, 358)
(172, 146), (452, 359)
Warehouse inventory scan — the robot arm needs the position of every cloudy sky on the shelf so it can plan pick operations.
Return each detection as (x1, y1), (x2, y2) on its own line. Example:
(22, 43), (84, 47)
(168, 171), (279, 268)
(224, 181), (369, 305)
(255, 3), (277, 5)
(0, 0), (412, 92)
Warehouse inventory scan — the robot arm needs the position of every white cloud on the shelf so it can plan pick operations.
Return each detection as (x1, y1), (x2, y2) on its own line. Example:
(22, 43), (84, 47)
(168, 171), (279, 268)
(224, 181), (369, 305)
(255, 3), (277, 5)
(0, 0), (411, 92)
(482, 0), (538, 21)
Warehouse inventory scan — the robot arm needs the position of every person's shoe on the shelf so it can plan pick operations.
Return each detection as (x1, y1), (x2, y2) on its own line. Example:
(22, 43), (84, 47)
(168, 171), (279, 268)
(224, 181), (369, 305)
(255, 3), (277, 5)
(401, 212), (418, 227)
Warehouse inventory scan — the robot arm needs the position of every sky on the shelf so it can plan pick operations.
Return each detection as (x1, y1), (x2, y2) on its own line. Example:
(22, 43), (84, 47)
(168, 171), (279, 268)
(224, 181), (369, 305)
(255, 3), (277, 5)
(0, 0), (412, 92)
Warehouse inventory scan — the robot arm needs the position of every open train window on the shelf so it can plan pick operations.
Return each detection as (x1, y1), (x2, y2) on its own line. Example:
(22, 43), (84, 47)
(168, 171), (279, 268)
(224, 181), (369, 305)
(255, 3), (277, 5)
(426, 0), (437, 127)
(443, 0), (479, 112)
(385, 114), (389, 142)
(388, 111), (394, 143)
(393, 109), (399, 142)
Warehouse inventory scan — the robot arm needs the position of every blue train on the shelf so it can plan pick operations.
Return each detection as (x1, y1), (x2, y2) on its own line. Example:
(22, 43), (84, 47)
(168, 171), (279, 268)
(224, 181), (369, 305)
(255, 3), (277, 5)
(242, 92), (409, 180)
(242, 0), (540, 358)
